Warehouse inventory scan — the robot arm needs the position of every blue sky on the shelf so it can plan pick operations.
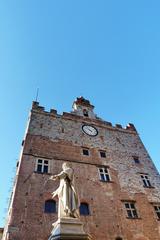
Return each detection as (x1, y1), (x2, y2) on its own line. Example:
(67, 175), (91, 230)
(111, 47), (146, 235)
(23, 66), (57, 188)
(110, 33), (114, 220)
(0, 0), (160, 226)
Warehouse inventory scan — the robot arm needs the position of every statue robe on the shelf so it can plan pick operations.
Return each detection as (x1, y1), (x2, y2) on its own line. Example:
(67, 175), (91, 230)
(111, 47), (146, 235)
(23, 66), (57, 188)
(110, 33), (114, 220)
(52, 167), (79, 218)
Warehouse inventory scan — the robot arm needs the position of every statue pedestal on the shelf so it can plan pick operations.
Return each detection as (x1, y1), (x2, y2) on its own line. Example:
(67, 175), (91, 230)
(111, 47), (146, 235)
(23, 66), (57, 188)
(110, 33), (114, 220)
(48, 217), (91, 240)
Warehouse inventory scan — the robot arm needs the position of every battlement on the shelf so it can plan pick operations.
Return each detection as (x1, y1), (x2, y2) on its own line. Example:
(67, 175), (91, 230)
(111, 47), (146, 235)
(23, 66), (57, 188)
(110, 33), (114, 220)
(31, 101), (137, 133)
(32, 101), (57, 115)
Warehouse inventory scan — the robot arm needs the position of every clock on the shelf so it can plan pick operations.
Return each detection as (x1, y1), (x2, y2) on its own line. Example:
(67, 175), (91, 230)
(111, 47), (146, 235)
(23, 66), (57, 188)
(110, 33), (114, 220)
(82, 125), (98, 136)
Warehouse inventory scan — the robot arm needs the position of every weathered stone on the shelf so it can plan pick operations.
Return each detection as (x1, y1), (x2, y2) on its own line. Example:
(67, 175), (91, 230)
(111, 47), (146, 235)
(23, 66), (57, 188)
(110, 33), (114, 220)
(48, 218), (91, 240)
(2, 97), (160, 240)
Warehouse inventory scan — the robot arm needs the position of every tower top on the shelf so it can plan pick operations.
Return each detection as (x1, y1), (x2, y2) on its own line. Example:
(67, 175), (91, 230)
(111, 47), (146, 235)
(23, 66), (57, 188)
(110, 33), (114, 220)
(31, 98), (137, 132)
(72, 96), (96, 118)
(73, 96), (94, 109)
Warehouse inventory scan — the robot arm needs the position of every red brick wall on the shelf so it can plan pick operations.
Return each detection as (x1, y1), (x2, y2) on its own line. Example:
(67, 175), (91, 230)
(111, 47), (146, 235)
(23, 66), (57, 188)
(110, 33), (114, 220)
(3, 104), (160, 240)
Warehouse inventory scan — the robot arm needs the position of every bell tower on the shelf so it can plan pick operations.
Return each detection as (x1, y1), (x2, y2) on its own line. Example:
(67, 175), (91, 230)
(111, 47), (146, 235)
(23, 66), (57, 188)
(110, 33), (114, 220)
(72, 96), (96, 119)
(2, 97), (160, 240)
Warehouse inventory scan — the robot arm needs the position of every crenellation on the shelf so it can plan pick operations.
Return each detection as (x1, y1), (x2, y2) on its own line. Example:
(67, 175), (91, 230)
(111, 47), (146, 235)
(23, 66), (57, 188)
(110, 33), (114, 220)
(103, 120), (113, 126)
(62, 112), (80, 119)
(115, 124), (122, 128)
(126, 123), (137, 132)
(32, 101), (45, 111)
(31, 101), (138, 135)
(32, 101), (39, 108)
(50, 109), (57, 115)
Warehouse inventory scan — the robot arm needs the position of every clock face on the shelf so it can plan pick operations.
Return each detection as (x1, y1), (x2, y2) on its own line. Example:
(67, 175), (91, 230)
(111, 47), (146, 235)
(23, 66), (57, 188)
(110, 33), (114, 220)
(82, 125), (98, 136)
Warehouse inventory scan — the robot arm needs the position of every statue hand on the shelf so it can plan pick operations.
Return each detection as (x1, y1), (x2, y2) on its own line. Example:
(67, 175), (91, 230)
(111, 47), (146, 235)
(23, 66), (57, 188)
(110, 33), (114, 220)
(49, 175), (57, 180)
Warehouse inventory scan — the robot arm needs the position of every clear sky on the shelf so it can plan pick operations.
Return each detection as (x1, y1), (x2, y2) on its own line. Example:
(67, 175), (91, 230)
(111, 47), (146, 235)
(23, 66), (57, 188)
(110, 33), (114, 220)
(0, 0), (160, 227)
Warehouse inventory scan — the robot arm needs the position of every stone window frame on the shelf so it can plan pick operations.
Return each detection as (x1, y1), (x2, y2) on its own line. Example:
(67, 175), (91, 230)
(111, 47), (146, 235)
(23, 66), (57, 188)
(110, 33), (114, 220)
(140, 173), (152, 188)
(99, 150), (106, 158)
(132, 155), (140, 164)
(122, 201), (139, 219)
(83, 109), (89, 117)
(35, 158), (50, 174)
(82, 147), (90, 156)
(44, 199), (57, 214)
(98, 167), (111, 182)
(153, 204), (160, 220)
(79, 202), (90, 216)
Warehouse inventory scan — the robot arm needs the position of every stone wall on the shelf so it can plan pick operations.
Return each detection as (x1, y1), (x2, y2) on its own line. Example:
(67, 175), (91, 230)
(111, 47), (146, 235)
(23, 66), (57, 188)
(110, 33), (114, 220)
(2, 101), (160, 240)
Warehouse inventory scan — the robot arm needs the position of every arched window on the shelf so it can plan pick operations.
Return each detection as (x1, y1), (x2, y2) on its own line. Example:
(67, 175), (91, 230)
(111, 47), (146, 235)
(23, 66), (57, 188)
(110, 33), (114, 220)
(83, 109), (89, 117)
(116, 237), (123, 240)
(79, 203), (90, 215)
(44, 200), (56, 213)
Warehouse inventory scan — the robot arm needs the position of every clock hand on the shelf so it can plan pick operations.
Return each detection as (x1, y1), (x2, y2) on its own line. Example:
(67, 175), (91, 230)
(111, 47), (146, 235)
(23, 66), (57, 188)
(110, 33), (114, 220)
(88, 129), (93, 133)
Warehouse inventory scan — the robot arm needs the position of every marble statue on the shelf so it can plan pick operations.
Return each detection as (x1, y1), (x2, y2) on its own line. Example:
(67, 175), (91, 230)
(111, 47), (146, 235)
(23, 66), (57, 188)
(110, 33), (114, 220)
(49, 162), (79, 218)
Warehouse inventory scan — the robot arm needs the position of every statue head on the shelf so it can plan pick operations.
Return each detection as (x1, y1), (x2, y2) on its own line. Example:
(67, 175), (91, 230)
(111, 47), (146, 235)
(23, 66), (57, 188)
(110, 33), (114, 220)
(62, 162), (70, 170)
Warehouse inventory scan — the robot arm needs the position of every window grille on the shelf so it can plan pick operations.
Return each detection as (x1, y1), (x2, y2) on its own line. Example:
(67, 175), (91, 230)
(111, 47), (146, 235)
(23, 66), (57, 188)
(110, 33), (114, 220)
(154, 205), (160, 219)
(140, 174), (152, 187)
(124, 202), (138, 218)
(36, 159), (49, 173)
(98, 167), (111, 182)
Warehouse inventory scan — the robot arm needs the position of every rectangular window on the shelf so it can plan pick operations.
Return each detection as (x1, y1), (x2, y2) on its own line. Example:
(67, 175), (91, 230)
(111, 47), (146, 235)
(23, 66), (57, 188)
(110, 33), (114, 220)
(140, 174), (152, 187)
(100, 151), (106, 158)
(82, 148), (89, 156)
(124, 202), (138, 219)
(98, 167), (111, 182)
(36, 159), (49, 173)
(133, 156), (140, 164)
(154, 205), (160, 219)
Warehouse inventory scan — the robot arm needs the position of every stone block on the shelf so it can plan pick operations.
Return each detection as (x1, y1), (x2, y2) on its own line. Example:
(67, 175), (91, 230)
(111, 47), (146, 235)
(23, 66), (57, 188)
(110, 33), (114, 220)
(48, 218), (92, 240)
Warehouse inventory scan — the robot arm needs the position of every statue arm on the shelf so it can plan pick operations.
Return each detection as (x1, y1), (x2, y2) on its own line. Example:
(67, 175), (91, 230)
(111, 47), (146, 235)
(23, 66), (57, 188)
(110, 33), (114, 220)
(49, 171), (67, 181)
(49, 175), (59, 180)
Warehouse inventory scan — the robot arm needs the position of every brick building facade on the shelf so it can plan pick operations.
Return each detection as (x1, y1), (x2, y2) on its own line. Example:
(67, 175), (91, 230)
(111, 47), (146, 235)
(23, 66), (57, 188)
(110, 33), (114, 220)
(2, 97), (160, 240)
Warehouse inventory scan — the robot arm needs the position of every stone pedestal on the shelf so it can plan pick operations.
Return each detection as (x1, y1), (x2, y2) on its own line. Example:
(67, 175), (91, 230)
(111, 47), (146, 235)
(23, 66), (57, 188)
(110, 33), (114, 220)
(48, 218), (92, 240)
